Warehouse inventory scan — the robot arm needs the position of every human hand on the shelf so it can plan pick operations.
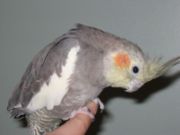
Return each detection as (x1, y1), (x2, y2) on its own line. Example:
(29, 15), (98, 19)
(46, 101), (98, 135)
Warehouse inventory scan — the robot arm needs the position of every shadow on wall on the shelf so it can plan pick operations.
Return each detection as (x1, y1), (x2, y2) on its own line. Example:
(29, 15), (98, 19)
(87, 71), (180, 135)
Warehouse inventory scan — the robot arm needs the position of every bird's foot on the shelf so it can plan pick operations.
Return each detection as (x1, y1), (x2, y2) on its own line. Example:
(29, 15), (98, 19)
(66, 98), (104, 120)
(69, 106), (95, 119)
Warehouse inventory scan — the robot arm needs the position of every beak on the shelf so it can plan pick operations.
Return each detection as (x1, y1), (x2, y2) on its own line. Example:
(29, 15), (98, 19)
(125, 79), (144, 93)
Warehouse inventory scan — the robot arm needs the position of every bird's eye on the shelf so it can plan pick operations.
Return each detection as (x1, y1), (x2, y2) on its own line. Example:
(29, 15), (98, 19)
(132, 66), (139, 74)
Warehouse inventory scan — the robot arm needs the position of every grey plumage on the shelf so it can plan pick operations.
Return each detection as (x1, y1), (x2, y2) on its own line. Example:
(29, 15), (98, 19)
(8, 37), (74, 112)
(8, 24), (114, 134)
(8, 24), (180, 135)
(8, 24), (140, 116)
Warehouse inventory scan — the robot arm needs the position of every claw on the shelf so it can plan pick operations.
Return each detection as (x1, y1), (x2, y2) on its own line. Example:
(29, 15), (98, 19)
(93, 98), (104, 112)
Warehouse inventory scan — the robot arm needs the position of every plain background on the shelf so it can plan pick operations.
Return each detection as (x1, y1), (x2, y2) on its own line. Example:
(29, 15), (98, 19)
(1, 0), (180, 135)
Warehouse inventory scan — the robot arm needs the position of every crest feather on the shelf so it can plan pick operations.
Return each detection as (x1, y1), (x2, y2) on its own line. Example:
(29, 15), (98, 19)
(144, 56), (180, 82)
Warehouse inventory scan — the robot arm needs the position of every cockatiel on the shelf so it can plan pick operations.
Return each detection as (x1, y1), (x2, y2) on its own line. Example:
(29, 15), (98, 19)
(7, 24), (180, 135)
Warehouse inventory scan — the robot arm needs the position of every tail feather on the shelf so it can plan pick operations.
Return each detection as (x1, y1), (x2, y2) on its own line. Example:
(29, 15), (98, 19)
(8, 107), (26, 119)
(31, 126), (44, 135)
(27, 109), (62, 135)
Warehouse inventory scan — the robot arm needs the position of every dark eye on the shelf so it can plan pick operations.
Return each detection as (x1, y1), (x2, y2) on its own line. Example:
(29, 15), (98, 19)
(132, 66), (139, 74)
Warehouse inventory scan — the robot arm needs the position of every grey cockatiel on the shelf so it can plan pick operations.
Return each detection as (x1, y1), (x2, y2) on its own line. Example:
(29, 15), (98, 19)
(7, 24), (180, 135)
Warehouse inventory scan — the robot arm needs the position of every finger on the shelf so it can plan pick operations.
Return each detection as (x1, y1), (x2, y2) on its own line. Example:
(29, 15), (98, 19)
(47, 101), (98, 135)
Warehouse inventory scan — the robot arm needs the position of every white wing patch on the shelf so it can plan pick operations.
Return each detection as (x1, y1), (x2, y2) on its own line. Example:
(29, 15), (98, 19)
(27, 45), (80, 111)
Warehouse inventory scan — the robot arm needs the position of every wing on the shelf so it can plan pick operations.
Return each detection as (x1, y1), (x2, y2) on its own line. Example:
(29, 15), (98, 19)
(7, 23), (114, 118)
(7, 34), (80, 117)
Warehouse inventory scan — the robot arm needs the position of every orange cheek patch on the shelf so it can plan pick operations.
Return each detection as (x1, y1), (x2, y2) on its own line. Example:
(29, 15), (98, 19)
(114, 53), (131, 68)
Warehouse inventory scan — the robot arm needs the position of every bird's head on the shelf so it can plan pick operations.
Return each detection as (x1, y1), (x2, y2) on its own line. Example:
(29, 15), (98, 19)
(104, 44), (180, 93)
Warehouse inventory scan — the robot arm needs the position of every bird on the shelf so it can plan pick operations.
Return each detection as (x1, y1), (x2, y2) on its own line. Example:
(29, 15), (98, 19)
(7, 24), (180, 135)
